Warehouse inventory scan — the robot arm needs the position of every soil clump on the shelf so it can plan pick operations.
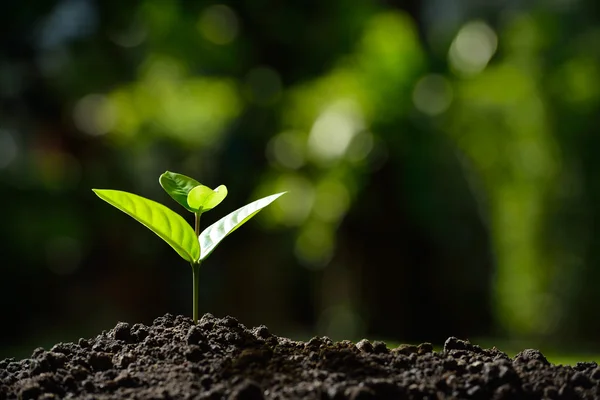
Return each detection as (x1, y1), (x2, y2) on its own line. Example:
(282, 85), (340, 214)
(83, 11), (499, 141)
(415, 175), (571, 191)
(1, 313), (599, 399)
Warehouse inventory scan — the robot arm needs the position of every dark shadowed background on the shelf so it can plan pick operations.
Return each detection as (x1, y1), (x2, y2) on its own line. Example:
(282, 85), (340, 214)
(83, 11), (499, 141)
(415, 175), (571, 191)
(2, 0), (600, 359)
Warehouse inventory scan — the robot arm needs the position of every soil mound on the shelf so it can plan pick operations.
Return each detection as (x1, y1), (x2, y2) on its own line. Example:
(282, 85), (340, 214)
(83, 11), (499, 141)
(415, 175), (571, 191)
(1, 313), (599, 399)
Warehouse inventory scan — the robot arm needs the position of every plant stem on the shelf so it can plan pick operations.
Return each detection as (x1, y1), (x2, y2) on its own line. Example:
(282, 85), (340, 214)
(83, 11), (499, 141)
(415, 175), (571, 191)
(191, 262), (201, 323)
(192, 212), (202, 323)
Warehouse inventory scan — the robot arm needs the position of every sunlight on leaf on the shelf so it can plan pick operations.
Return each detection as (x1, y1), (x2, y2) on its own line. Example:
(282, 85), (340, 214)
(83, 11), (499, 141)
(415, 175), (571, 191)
(199, 192), (286, 261)
(93, 189), (200, 262)
(188, 184), (228, 212)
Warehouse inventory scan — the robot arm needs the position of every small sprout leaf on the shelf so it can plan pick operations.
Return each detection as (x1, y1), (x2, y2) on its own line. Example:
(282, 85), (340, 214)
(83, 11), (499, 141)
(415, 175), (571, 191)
(202, 185), (228, 210)
(199, 192), (286, 261)
(93, 189), (200, 263)
(159, 171), (201, 212)
(188, 185), (228, 213)
(187, 185), (213, 210)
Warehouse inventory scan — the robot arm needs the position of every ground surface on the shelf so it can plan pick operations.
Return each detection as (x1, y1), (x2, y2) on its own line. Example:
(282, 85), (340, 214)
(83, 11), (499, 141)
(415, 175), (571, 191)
(1, 313), (599, 399)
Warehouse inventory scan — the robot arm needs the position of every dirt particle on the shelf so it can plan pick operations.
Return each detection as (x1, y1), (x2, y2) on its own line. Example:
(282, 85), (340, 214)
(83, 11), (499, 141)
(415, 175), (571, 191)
(228, 379), (264, 400)
(570, 371), (592, 388)
(222, 316), (241, 328)
(355, 339), (373, 353)
(337, 340), (354, 349)
(468, 361), (483, 373)
(466, 384), (483, 398)
(186, 325), (205, 345)
(69, 365), (90, 380)
(31, 348), (45, 358)
(199, 317), (215, 332)
(347, 385), (376, 400)
(323, 385), (339, 399)
(513, 349), (549, 365)
(543, 385), (558, 399)
(574, 361), (597, 371)
(153, 313), (175, 328)
(251, 325), (271, 340)
(200, 375), (213, 388)
(61, 373), (76, 389)
(233, 349), (272, 369)
(30, 352), (66, 376)
(443, 358), (458, 371)
(372, 341), (388, 354)
(558, 383), (576, 398)
(444, 337), (467, 352)
(418, 342), (433, 354)
(112, 322), (132, 342)
(306, 337), (324, 349)
(113, 352), (136, 369)
(113, 371), (141, 388)
(225, 332), (243, 345)
(81, 379), (95, 392)
(49, 343), (77, 356)
(130, 323), (150, 342)
(88, 352), (113, 371)
(19, 384), (41, 399)
(393, 344), (418, 355)
(143, 336), (159, 348)
(493, 383), (514, 399)
(185, 345), (204, 362)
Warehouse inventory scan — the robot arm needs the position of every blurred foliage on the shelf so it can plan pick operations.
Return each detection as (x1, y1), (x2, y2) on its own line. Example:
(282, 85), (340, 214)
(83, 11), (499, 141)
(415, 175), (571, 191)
(2, 0), (600, 358)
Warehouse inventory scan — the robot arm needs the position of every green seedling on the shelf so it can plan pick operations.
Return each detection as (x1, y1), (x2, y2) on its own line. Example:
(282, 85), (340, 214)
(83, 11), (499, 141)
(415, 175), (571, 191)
(93, 171), (286, 323)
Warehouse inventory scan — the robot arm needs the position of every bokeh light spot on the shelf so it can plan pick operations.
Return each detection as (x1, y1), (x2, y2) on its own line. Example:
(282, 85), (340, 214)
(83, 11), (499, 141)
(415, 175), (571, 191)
(313, 180), (350, 222)
(308, 100), (365, 165)
(266, 131), (306, 170)
(108, 55), (242, 146)
(73, 94), (116, 136)
(449, 21), (497, 76)
(142, 55), (186, 82)
(38, 0), (97, 50)
(346, 131), (374, 163)
(294, 221), (334, 268)
(412, 74), (453, 115)
(271, 175), (315, 226)
(198, 5), (239, 45)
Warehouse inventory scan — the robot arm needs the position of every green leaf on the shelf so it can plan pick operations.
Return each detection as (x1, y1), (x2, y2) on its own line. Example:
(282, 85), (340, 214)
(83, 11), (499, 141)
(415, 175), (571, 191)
(93, 189), (200, 263)
(199, 192), (286, 261)
(188, 184), (228, 213)
(159, 171), (201, 212)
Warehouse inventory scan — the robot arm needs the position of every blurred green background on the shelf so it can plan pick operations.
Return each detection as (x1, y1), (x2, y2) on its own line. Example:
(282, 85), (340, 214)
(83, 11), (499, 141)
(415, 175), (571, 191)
(2, 0), (600, 361)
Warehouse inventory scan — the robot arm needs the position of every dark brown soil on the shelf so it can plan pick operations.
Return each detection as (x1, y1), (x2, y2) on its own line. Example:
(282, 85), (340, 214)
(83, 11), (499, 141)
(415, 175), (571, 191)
(1, 313), (599, 399)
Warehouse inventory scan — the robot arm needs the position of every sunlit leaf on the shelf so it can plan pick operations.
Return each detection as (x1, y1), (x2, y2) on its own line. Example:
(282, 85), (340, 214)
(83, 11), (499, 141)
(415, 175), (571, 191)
(159, 171), (201, 212)
(199, 192), (286, 261)
(188, 184), (228, 213)
(93, 189), (200, 263)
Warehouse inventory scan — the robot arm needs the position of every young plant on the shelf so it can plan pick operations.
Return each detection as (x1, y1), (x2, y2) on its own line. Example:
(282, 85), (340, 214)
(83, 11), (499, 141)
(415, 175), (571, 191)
(93, 171), (286, 323)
